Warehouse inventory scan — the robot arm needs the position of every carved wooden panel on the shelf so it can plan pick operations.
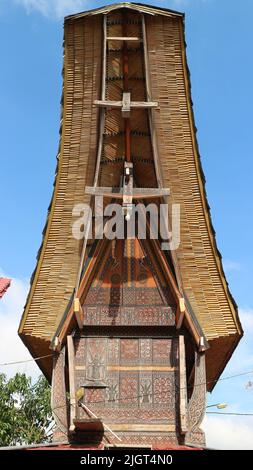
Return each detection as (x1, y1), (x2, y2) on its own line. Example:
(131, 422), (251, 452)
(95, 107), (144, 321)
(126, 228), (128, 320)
(82, 239), (176, 326)
(185, 351), (206, 446)
(51, 349), (68, 442)
(75, 336), (179, 429)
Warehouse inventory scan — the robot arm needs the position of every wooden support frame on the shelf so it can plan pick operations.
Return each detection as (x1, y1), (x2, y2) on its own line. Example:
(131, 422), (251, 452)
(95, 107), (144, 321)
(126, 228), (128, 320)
(179, 335), (188, 434)
(141, 13), (184, 294)
(67, 335), (76, 432)
(74, 14), (107, 294)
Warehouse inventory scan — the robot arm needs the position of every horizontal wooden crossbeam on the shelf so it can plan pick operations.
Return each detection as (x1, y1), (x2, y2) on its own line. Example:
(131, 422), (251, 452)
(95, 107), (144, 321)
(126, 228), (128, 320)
(85, 186), (170, 199)
(94, 99), (158, 109)
(107, 36), (141, 41)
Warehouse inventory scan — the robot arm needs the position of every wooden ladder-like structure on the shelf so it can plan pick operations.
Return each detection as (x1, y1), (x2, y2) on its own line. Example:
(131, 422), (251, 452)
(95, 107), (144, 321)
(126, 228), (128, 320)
(75, 12), (170, 293)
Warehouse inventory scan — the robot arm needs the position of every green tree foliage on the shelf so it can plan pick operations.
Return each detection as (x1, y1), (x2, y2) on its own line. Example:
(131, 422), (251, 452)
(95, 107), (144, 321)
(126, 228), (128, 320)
(0, 373), (53, 446)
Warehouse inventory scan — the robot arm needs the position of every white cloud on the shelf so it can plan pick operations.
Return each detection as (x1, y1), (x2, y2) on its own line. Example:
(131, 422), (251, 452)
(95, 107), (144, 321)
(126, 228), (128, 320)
(172, 0), (210, 4)
(240, 308), (253, 334)
(204, 415), (253, 449)
(11, 0), (212, 18)
(0, 269), (40, 380)
(223, 259), (241, 273)
(13, 0), (87, 18)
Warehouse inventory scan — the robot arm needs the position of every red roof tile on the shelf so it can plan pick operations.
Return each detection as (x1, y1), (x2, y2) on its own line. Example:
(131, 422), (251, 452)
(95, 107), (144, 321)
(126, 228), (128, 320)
(0, 278), (11, 299)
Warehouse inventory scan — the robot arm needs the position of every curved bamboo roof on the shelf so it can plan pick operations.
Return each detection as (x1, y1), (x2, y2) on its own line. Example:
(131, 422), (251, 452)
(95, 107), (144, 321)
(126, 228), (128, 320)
(18, 3), (242, 388)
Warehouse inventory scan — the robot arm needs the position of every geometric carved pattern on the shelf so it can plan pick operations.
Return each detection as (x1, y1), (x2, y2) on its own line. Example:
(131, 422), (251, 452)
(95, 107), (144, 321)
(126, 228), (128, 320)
(75, 336), (178, 429)
(185, 351), (206, 446)
(82, 238), (176, 327)
(83, 304), (174, 326)
(51, 349), (68, 442)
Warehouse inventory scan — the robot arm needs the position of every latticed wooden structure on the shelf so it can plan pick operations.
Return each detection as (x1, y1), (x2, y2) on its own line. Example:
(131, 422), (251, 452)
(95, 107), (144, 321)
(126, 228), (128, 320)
(19, 2), (242, 448)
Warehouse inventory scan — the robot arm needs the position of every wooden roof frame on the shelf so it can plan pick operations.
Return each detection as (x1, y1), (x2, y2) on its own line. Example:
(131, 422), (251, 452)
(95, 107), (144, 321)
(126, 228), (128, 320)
(51, 233), (208, 353)
(65, 2), (184, 21)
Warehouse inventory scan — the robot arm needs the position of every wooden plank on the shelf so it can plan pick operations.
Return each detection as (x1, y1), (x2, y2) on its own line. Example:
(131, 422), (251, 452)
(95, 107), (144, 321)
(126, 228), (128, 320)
(93, 13), (107, 188)
(67, 335), (76, 432)
(107, 36), (141, 41)
(73, 419), (104, 432)
(106, 424), (175, 432)
(176, 297), (185, 329)
(74, 14), (107, 294)
(94, 99), (158, 109)
(141, 14), (162, 188)
(179, 335), (188, 434)
(94, 99), (122, 108)
(74, 297), (84, 330)
(142, 13), (184, 295)
(85, 186), (170, 198)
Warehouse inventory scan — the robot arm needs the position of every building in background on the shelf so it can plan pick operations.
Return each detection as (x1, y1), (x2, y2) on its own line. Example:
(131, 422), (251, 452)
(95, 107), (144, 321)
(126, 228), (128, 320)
(0, 278), (11, 300)
(18, 3), (242, 449)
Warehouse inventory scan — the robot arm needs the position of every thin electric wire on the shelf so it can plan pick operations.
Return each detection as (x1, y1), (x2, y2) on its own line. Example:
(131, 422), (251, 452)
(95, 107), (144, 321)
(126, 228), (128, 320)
(0, 354), (54, 367)
(206, 412), (253, 416)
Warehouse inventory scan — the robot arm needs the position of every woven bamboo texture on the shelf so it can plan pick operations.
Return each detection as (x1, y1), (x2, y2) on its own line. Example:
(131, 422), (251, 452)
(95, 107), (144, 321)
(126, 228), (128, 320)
(19, 16), (102, 341)
(145, 14), (241, 340)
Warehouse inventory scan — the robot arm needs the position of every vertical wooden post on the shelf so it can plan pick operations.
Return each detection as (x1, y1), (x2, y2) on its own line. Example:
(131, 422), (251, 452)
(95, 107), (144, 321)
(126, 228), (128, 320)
(122, 13), (131, 163)
(141, 13), (184, 293)
(141, 14), (162, 188)
(67, 335), (76, 432)
(93, 13), (107, 187)
(51, 349), (68, 441)
(179, 335), (188, 434)
(75, 14), (107, 294)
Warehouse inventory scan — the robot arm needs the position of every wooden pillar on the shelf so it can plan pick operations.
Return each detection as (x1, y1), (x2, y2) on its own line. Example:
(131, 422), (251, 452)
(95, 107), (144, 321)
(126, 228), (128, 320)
(179, 335), (188, 434)
(185, 351), (206, 446)
(67, 335), (76, 432)
(51, 348), (68, 442)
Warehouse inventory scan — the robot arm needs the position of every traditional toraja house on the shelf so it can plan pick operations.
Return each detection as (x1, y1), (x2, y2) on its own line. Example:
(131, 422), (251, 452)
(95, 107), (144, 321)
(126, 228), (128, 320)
(18, 2), (242, 449)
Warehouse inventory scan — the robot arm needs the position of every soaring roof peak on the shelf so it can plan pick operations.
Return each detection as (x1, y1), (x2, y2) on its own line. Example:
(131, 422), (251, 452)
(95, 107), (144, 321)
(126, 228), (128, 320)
(65, 2), (184, 21)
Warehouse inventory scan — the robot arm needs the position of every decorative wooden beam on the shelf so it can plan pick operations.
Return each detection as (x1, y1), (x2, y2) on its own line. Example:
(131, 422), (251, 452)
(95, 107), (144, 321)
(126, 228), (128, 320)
(141, 14), (184, 294)
(179, 335), (188, 434)
(74, 14), (107, 294)
(176, 297), (185, 329)
(94, 99), (158, 110)
(107, 36), (141, 41)
(85, 186), (170, 199)
(74, 298), (84, 330)
(53, 239), (110, 349)
(67, 335), (76, 433)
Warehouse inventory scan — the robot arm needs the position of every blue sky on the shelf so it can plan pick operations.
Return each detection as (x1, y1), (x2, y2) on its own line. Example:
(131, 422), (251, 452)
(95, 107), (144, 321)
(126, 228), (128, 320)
(0, 0), (253, 448)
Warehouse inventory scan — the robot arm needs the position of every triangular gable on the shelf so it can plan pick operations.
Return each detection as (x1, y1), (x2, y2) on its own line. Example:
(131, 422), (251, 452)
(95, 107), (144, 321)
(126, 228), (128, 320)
(52, 236), (207, 351)
(81, 238), (176, 326)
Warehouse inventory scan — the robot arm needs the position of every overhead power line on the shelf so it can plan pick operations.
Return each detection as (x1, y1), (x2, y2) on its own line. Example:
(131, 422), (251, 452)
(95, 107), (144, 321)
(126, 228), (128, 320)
(0, 354), (54, 367)
(207, 412), (253, 416)
(0, 354), (253, 392)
